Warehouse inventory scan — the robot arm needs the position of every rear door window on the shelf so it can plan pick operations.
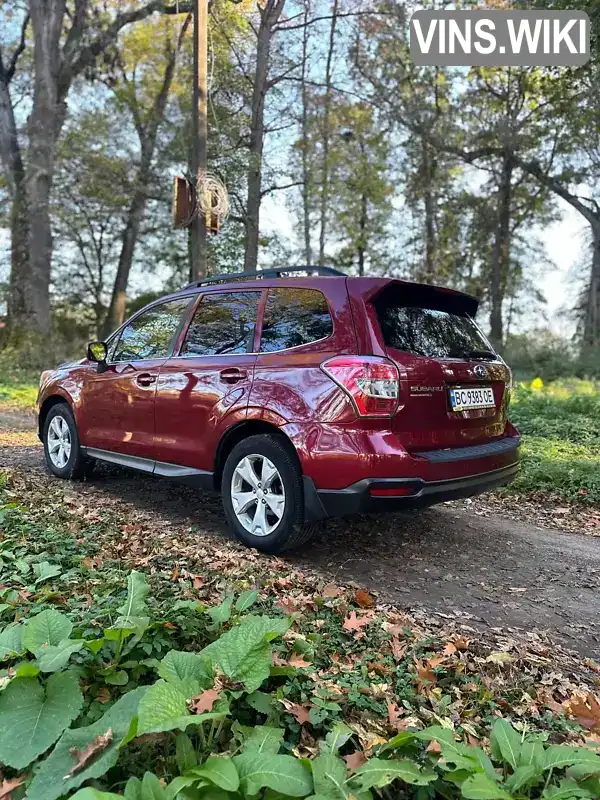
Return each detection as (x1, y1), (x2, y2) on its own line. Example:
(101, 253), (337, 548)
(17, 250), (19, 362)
(260, 288), (333, 352)
(375, 295), (493, 359)
(111, 298), (192, 362)
(180, 291), (261, 356)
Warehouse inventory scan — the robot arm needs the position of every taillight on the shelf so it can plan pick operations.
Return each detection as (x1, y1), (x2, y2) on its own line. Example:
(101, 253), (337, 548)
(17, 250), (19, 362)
(321, 356), (399, 416)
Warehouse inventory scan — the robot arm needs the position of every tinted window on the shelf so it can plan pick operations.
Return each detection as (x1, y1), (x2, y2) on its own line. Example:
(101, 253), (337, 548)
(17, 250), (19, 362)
(181, 292), (260, 356)
(112, 298), (191, 362)
(260, 288), (333, 352)
(376, 301), (493, 359)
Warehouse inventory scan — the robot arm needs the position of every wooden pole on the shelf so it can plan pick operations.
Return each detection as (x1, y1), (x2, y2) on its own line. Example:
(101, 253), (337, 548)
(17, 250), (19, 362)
(190, 0), (208, 281)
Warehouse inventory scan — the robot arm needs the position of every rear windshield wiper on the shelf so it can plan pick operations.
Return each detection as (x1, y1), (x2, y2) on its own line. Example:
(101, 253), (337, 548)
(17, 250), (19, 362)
(447, 348), (498, 360)
(467, 349), (498, 360)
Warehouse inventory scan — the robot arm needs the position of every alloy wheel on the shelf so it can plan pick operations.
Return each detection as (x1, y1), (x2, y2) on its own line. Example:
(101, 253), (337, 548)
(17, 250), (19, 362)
(230, 454), (285, 537)
(47, 415), (72, 469)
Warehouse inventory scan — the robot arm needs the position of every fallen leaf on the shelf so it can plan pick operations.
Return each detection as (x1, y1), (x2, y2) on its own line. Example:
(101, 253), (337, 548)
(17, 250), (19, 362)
(343, 611), (373, 633)
(322, 583), (344, 598)
(355, 588), (375, 609)
(566, 693), (600, 732)
(96, 687), (111, 704)
(276, 597), (300, 616)
(0, 776), (24, 800)
(170, 566), (179, 581)
(289, 653), (312, 669)
(486, 651), (512, 665)
(188, 688), (221, 714)
(426, 739), (442, 754)
(454, 637), (470, 651)
(65, 730), (113, 778)
(192, 575), (204, 590)
(0, 775), (27, 800)
(442, 642), (457, 657)
(427, 656), (445, 669)
(280, 699), (311, 725)
(81, 556), (103, 570)
(390, 639), (407, 660)
(387, 702), (404, 730)
(344, 750), (368, 770)
(366, 662), (390, 676)
(416, 660), (437, 692)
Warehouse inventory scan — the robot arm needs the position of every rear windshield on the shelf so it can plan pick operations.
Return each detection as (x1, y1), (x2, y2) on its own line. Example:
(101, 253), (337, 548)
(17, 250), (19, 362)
(375, 297), (493, 360)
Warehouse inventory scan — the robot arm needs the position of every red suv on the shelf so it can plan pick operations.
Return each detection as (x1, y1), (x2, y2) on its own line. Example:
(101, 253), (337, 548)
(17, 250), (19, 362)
(38, 267), (520, 553)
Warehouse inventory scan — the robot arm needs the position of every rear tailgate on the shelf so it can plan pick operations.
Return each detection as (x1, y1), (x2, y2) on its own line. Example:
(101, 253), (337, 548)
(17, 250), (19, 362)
(370, 281), (511, 451)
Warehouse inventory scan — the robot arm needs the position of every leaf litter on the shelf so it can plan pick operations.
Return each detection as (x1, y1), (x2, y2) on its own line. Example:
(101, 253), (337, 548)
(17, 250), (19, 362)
(1, 465), (600, 751)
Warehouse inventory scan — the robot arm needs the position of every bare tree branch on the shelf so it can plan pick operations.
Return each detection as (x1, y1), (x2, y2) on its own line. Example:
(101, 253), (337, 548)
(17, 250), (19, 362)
(5, 13), (30, 83)
(260, 180), (302, 198)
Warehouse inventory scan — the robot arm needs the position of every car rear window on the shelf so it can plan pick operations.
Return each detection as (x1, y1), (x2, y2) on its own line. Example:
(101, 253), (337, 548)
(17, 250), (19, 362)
(260, 288), (333, 352)
(375, 292), (493, 360)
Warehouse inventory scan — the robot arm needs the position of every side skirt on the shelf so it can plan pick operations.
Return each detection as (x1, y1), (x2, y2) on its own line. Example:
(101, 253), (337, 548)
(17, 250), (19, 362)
(81, 447), (214, 489)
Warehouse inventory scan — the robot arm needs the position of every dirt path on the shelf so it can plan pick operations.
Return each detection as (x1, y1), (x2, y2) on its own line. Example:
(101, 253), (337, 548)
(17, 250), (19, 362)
(2, 408), (599, 657)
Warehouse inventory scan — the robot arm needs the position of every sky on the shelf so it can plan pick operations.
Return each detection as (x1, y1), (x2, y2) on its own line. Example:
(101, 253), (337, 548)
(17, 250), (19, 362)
(260, 190), (587, 338)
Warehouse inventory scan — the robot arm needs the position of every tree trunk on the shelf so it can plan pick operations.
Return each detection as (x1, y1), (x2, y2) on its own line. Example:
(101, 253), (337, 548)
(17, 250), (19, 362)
(358, 191), (367, 276)
(8, 174), (29, 323)
(101, 186), (149, 338)
(244, 0), (285, 273)
(317, 0), (339, 266)
(489, 153), (512, 351)
(102, 19), (188, 337)
(0, 72), (29, 326)
(583, 229), (600, 349)
(300, 1), (312, 266)
(422, 137), (436, 283)
(27, 0), (67, 334)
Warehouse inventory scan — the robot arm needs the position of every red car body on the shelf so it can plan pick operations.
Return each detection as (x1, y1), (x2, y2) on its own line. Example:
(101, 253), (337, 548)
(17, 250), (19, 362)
(38, 272), (520, 533)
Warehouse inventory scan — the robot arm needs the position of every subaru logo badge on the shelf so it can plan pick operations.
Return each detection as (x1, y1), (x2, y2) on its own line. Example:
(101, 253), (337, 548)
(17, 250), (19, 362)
(474, 364), (488, 378)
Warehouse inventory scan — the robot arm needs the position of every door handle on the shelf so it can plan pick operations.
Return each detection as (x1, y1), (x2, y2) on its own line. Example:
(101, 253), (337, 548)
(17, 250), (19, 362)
(136, 373), (157, 387)
(220, 368), (247, 384)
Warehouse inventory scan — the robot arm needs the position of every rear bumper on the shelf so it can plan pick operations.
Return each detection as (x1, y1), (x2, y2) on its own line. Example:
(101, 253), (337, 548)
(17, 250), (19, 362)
(304, 461), (520, 521)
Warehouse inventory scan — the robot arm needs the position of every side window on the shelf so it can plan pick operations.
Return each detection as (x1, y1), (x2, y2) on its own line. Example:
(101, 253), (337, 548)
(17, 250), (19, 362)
(111, 298), (191, 362)
(260, 288), (333, 352)
(180, 292), (261, 357)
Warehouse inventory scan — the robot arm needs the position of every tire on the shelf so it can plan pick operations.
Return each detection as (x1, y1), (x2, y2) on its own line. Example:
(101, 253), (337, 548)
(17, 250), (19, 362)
(222, 434), (319, 553)
(43, 403), (93, 480)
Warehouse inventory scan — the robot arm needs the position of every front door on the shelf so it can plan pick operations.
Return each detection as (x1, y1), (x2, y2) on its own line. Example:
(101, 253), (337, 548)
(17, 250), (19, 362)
(154, 290), (262, 471)
(78, 297), (193, 461)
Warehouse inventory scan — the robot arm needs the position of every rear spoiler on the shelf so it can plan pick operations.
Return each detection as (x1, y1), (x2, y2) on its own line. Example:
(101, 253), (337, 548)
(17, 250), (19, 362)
(368, 279), (479, 317)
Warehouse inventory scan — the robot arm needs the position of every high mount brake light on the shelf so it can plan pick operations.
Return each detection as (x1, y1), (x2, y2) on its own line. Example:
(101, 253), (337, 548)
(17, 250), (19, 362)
(321, 356), (399, 416)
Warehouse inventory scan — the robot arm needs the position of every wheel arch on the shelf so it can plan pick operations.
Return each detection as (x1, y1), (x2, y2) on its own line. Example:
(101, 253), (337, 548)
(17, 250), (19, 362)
(213, 420), (300, 491)
(38, 393), (74, 440)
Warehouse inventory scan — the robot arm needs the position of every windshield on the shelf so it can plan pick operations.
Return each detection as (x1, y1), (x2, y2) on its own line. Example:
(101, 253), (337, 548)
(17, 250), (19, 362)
(375, 300), (494, 360)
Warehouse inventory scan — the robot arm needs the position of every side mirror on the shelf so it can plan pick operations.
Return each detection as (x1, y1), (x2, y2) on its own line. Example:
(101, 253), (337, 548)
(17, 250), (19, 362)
(87, 341), (108, 365)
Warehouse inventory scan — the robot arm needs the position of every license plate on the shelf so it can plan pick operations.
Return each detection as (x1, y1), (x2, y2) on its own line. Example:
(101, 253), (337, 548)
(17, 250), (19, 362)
(449, 386), (495, 411)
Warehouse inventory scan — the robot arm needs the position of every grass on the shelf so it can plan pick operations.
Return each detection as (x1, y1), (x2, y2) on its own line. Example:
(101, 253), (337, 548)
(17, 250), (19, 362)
(0, 469), (596, 798)
(0, 359), (39, 411)
(509, 380), (600, 504)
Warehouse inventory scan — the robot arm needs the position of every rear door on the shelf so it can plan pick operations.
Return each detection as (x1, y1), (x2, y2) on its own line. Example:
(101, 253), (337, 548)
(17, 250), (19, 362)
(371, 284), (511, 451)
(154, 290), (261, 470)
(249, 283), (357, 427)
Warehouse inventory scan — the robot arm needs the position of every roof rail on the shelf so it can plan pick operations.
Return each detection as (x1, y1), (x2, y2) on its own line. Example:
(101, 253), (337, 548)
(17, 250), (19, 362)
(183, 265), (345, 289)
